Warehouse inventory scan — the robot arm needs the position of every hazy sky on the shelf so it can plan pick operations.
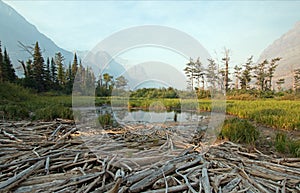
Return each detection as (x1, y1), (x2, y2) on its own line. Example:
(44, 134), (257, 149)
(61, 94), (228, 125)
(4, 0), (300, 67)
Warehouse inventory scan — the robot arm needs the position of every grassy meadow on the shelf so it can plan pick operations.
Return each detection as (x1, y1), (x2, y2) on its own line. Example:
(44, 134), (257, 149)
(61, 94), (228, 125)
(1, 83), (299, 156)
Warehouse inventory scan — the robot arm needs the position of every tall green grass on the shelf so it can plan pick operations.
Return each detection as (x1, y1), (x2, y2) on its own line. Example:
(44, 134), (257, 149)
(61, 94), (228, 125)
(0, 82), (72, 120)
(274, 133), (300, 157)
(227, 100), (300, 130)
(220, 117), (259, 144)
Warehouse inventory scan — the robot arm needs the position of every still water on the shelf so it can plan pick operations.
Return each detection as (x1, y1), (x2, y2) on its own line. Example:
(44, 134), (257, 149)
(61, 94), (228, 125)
(97, 106), (208, 124)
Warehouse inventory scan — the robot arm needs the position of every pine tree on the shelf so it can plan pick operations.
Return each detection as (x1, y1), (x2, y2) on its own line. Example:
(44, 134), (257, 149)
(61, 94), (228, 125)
(55, 52), (65, 86)
(183, 58), (195, 90)
(32, 42), (46, 92)
(50, 57), (57, 87)
(3, 48), (17, 82)
(84, 67), (95, 95)
(0, 41), (4, 82)
(65, 63), (73, 93)
(44, 58), (51, 90)
(294, 69), (300, 93)
(234, 65), (242, 89)
(240, 56), (253, 90)
(267, 57), (281, 90)
(194, 57), (205, 91)
(254, 59), (268, 91)
(71, 53), (78, 82)
(206, 58), (218, 89)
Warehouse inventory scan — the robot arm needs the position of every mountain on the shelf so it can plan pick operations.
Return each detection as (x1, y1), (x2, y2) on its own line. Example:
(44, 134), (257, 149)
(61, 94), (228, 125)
(84, 50), (187, 90)
(83, 50), (126, 79)
(0, 0), (73, 76)
(258, 21), (300, 89)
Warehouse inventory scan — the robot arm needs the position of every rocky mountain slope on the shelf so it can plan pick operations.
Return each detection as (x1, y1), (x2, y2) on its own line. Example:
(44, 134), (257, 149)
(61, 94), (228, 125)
(0, 0), (73, 76)
(258, 21), (300, 89)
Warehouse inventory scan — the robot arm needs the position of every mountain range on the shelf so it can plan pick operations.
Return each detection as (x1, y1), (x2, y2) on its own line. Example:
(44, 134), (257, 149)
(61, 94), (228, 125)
(1, 0), (299, 90)
(0, 0), (73, 76)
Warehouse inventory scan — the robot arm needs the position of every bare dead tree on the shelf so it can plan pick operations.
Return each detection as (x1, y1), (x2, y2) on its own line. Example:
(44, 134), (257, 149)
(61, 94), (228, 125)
(222, 48), (230, 92)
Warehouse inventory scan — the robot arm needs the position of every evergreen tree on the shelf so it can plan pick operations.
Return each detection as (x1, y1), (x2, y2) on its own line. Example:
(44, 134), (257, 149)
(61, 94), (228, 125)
(294, 69), (300, 93)
(206, 58), (218, 89)
(44, 58), (51, 90)
(254, 59), (268, 91)
(84, 67), (95, 95)
(32, 42), (46, 92)
(0, 41), (3, 82)
(194, 57), (205, 90)
(240, 56), (253, 90)
(55, 52), (65, 86)
(3, 48), (17, 82)
(183, 58), (195, 90)
(71, 53), (78, 82)
(267, 57), (281, 90)
(50, 58), (57, 86)
(65, 63), (73, 94)
(234, 65), (242, 89)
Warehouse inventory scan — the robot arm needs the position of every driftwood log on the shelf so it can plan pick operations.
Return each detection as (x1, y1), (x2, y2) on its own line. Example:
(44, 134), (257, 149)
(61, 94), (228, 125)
(0, 120), (299, 192)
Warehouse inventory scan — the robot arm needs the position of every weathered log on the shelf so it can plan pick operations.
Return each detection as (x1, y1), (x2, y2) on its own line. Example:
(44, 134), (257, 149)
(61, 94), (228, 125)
(0, 160), (44, 192)
(201, 164), (211, 193)
(142, 181), (199, 193)
(129, 163), (176, 192)
(126, 168), (156, 186)
(222, 177), (241, 192)
(0, 129), (22, 142)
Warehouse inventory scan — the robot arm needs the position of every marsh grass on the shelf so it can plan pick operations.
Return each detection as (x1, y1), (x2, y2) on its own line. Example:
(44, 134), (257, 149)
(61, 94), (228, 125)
(226, 100), (300, 130)
(220, 117), (259, 144)
(275, 132), (300, 157)
(0, 83), (73, 120)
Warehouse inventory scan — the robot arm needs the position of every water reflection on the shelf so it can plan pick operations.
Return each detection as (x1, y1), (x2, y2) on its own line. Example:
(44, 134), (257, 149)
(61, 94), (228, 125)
(96, 106), (207, 124)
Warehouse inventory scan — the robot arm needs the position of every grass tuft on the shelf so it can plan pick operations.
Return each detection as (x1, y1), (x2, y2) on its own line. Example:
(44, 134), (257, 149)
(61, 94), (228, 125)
(220, 117), (259, 144)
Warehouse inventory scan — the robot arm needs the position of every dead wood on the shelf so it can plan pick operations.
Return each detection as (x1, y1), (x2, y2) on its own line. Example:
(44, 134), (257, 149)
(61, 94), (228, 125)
(0, 120), (299, 192)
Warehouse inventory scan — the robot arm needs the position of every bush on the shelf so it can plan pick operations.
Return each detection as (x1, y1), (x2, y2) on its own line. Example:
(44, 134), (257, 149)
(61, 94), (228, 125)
(220, 117), (259, 144)
(0, 104), (30, 120)
(34, 105), (73, 121)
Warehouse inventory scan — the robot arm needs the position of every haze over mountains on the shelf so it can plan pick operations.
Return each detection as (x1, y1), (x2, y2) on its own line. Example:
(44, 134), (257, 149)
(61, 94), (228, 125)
(1, 0), (300, 90)
(258, 21), (300, 89)
(0, 0), (73, 75)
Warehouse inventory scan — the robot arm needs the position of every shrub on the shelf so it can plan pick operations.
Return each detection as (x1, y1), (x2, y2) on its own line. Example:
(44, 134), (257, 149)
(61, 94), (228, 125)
(34, 105), (73, 121)
(0, 104), (30, 120)
(220, 117), (259, 144)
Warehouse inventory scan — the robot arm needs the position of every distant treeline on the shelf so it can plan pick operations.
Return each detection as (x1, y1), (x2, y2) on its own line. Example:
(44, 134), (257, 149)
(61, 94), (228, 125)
(183, 48), (300, 98)
(1, 41), (300, 99)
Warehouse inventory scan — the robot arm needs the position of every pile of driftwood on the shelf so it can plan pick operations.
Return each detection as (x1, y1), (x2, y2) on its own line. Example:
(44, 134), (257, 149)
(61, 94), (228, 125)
(0, 120), (299, 193)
